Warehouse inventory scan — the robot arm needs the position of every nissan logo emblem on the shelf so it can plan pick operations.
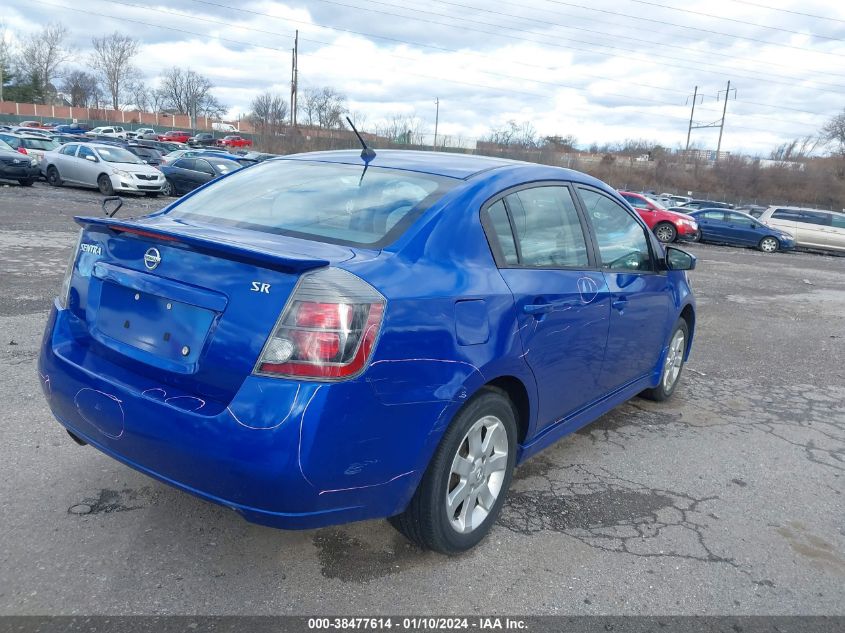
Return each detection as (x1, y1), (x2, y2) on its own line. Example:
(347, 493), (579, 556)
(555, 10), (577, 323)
(144, 247), (161, 270)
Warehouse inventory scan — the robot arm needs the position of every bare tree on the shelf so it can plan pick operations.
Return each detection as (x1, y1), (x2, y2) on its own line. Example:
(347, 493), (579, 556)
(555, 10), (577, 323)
(61, 70), (99, 107)
(770, 135), (820, 161)
(249, 92), (288, 134)
(482, 120), (538, 149)
(375, 112), (427, 145)
(90, 32), (139, 110)
(158, 67), (225, 123)
(18, 23), (71, 104)
(299, 86), (347, 129)
(124, 78), (151, 111)
(821, 110), (845, 157)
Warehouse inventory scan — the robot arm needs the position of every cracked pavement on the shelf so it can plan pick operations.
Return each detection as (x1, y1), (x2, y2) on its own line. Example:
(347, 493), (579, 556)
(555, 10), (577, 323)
(0, 182), (843, 615)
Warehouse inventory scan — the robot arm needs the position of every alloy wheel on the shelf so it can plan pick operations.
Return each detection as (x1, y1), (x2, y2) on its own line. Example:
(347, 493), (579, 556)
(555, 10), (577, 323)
(655, 224), (676, 242)
(446, 415), (509, 534)
(662, 329), (686, 392)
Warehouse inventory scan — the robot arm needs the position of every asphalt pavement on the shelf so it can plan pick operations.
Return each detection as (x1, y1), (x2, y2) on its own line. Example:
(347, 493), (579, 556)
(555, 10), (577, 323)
(0, 181), (843, 615)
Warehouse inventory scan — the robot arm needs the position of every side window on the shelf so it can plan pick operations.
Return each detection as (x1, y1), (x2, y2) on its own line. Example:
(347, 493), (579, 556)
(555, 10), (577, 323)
(772, 209), (800, 221)
(725, 212), (751, 224)
(701, 210), (724, 220)
(173, 158), (195, 170)
(77, 146), (95, 161)
(504, 186), (589, 268)
(830, 214), (845, 229)
(195, 159), (215, 175)
(61, 144), (78, 156)
(578, 188), (653, 272)
(485, 200), (519, 265)
(798, 211), (831, 226)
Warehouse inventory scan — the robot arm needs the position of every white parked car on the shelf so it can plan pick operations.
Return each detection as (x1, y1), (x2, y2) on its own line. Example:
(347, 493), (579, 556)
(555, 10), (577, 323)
(0, 132), (59, 167)
(132, 127), (157, 138)
(86, 126), (129, 139)
(41, 142), (165, 196)
(212, 122), (237, 133)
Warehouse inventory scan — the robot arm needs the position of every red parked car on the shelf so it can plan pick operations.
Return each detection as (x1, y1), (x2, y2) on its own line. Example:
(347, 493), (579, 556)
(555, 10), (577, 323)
(216, 135), (252, 148)
(618, 191), (699, 243)
(157, 130), (191, 143)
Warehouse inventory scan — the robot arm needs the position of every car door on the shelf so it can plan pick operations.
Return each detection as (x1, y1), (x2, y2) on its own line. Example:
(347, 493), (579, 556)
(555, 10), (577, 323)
(828, 214), (845, 252)
(74, 145), (100, 187)
(795, 211), (834, 249)
(54, 143), (80, 182)
(722, 211), (761, 245)
(576, 187), (673, 390)
(694, 210), (726, 242)
(168, 158), (195, 193)
(482, 184), (610, 431)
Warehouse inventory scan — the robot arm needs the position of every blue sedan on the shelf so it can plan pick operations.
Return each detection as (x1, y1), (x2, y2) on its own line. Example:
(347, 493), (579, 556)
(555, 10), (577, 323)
(38, 150), (696, 553)
(688, 208), (795, 253)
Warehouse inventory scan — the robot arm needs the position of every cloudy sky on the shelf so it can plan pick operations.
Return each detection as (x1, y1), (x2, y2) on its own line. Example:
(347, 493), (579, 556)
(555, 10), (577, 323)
(5, 0), (845, 154)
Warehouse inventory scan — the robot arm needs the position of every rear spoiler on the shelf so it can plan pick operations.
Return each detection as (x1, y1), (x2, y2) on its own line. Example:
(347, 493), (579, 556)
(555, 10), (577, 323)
(75, 216), (331, 274)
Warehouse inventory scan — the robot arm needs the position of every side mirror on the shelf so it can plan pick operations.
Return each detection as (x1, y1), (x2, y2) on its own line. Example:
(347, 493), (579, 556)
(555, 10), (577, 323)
(665, 246), (696, 271)
(85, 155), (97, 162)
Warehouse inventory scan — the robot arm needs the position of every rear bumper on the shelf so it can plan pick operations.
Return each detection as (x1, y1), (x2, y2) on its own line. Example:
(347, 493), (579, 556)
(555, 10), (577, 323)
(676, 225), (699, 241)
(38, 304), (445, 530)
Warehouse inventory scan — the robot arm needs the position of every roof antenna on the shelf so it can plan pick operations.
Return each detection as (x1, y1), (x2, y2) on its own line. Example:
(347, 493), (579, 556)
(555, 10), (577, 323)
(346, 116), (376, 162)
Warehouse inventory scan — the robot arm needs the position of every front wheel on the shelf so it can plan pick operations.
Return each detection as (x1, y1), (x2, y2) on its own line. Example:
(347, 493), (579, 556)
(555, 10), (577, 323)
(759, 236), (779, 253)
(388, 389), (517, 554)
(161, 179), (175, 197)
(641, 319), (689, 401)
(97, 174), (114, 196)
(654, 222), (677, 243)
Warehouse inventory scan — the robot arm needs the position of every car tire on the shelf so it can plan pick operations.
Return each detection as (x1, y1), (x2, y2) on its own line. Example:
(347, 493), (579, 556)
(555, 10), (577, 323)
(97, 175), (114, 196)
(46, 166), (62, 187)
(641, 318), (689, 402)
(18, 178), (34, 186)
(654, 222), (677, 243)
(162, 179), (175, 197)
(388, 388), (517, 554)
(145, 192), (160, 198)
(758, 236), (779, 253)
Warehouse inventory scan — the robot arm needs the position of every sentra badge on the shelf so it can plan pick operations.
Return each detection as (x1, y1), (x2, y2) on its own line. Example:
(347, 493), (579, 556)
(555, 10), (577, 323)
(80, 243), (102, 256)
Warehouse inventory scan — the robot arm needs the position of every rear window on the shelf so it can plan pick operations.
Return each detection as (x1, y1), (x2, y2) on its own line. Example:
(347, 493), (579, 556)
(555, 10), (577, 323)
(168, 160), (457, 247)
(22, 138), (58, 151)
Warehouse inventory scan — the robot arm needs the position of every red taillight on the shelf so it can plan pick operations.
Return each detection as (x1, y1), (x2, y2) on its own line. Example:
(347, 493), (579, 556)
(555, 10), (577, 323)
(255, 269), (385, 380)
(17, 147), (27, 155)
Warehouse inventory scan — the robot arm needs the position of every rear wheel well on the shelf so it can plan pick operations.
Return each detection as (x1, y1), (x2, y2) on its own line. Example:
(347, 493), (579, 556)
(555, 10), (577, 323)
(484, 376), (530, 444)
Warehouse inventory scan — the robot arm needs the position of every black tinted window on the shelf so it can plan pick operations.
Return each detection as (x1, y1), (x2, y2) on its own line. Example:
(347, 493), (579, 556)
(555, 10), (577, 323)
(486, 199), (518, 265)
(504, 186), (589, 268)
(772, 209), (801, 220)
(578, 188), (653, 272)
(173, 158), (195, 170)
(798, 211), (831, 226)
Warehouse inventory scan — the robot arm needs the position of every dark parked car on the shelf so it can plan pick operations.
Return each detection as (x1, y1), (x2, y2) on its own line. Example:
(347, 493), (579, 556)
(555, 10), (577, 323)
(688, 209), (795, 253)
(0, 138), (39, 185)
(125, 144), (164, 166)
(39, 150), (697, 554)
(159, 156), (242, 196)
(679, 199), (732, 210)
(187, 132), (218, 147)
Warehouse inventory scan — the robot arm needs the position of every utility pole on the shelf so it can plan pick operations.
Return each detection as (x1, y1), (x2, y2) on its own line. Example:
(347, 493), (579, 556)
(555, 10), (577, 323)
(716, 80), (736, 161)
(0, 65), (4, 103)
(433, 97), (439, 150)
(685, 85), (700, 151)
(290, 30), (298, 127)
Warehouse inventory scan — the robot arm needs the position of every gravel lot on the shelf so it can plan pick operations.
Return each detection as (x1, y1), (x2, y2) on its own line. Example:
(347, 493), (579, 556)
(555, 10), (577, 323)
(0, 181), (843, 615)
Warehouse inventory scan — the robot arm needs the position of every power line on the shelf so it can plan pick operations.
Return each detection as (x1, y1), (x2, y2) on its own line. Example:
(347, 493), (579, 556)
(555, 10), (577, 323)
(16, 0), (828, 140)
(542, 0), (845, 58)
(624, 0), (845, 43)
(292, 0), (845, 93)
(727, 0), (845, 25)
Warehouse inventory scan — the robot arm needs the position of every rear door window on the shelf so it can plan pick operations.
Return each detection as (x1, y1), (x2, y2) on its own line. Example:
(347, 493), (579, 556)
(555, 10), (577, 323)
(830, 214), (845, 229)
(798, 211), (831, 226)
(485, 199), (519, 265)
(502, 186), (589, 268)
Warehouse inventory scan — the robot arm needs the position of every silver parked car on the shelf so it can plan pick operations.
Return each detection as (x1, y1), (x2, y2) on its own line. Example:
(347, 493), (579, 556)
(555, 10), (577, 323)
(758, 206), (845, 254)
(41, 142), (165, 196)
